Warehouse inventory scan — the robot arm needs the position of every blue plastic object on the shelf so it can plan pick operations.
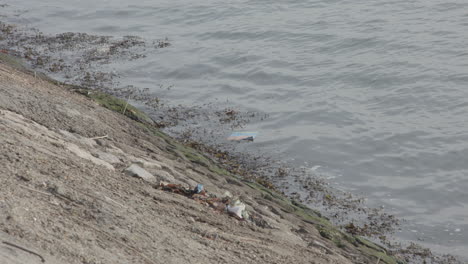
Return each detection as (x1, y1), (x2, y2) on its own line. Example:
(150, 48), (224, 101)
(193, 184), (204, 194)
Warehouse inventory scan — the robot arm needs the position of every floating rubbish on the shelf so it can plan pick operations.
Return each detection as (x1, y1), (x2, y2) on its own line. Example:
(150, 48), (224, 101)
(227, 200), (248, 219)
(227, 132), (257, 141)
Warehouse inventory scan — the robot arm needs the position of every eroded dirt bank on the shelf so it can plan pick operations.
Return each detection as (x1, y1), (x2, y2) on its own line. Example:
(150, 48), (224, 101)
(0, 54), (408, 264)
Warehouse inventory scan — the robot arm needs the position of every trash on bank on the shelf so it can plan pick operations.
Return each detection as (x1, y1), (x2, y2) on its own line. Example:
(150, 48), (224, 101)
(227, 200), (248, 219)
(159, 182), (195, 196)
(227, 132), (257, 141)
(159, 182), (248, 220)
(193, 183), (204, 194)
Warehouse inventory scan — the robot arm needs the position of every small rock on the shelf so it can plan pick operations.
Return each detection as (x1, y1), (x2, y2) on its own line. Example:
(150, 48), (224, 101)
(78, 137), (98, 147)
(125, 164), (156, 183)
(133, 158), (163, 170)
(309, 240), (334, 255)
(94, 151), (121, 164)
(107, 146), (125, 154)
(58, 129), (78, 140)
(16, 174), (31, 182)
(296, 227), (309, 234)
(66, 143), (114, 170)
(153, 169), (176, 182)
(95, 139), (110, 147)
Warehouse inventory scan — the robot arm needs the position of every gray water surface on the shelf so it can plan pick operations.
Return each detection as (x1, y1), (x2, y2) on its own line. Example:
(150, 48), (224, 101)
(2, 0), (468, 258)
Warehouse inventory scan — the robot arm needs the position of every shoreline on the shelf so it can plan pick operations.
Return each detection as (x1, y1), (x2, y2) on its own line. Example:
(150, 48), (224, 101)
(0, 52), (412, 263)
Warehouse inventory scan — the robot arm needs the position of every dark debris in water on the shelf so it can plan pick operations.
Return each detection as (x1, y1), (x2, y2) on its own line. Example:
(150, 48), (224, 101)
(391, 243), (465, 264)
(156, 37), (171, 48)
(0, 22), (170, 89)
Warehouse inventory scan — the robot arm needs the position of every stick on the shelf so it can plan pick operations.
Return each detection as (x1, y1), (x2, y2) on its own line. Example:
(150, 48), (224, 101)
(70, 216), (156, 264)
(89, 135), (108, 140)
(18, 185), (51, 196)
(376, 257), (381, 264)
(122, 93), (131, 115)
(2, 241), (45, 263)
(67, 185), (126, 208)
(19, 184), (81, 209)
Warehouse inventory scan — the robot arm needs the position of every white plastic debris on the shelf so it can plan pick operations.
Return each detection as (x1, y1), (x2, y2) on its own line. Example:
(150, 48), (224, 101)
(227, 200), (246, 219)
(227, 132), (257, 141)
(223, 191), (233, 198)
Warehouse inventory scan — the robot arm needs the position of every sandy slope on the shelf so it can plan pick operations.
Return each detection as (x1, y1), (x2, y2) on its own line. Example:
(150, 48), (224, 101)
(0, 59), (398, 264)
